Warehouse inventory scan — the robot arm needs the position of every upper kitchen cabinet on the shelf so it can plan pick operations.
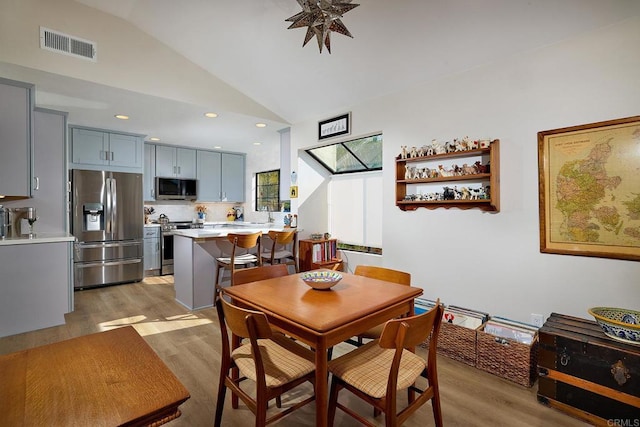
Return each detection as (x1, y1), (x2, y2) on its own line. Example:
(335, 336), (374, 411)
(196, 151), (245, 202)
(222, 153), (245, 202)
(0, 78), (34, 199)
(196, 150), (221, 201)
(155, 145), (196, 179)
(69, 126), (144, 173)
(143, 143), (156, 201)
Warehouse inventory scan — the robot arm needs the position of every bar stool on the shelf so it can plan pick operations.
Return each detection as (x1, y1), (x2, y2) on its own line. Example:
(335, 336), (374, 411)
(260, 230), (298, 273)
(215, 232), (262, 288)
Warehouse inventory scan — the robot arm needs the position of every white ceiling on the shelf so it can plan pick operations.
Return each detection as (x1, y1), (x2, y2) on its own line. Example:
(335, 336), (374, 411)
(6, 0), (639, 152)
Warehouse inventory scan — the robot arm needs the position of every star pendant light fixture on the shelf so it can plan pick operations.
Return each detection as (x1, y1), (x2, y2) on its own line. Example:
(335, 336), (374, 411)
(286, 0), (359, 54)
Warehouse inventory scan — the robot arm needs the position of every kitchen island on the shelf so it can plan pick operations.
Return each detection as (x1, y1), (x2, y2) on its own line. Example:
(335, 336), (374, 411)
(0, 233), (76, 338)
(172, 223), (289, 310)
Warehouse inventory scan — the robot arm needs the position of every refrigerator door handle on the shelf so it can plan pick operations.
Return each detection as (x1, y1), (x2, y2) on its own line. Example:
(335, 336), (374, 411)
(111, 177), (117, 237)
(105, 177), (112, 234)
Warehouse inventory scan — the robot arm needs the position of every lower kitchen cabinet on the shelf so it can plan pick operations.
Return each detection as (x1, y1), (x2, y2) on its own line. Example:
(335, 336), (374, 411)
(0, 239), (74, 338)
(144, 226), (161, 275)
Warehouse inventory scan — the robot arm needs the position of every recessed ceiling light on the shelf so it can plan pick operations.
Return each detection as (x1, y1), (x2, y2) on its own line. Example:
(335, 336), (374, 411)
(253, 142), (262, 146)
(214, 145), (222, 149)
(204, 112), (218, 118)
(114, 114), (129, 120)
(255, 123), (267, 128)
(149, 137), (160, 142)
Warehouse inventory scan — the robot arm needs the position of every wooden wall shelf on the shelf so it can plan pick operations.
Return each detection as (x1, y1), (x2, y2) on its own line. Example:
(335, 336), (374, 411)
(395, 139), (500, 212)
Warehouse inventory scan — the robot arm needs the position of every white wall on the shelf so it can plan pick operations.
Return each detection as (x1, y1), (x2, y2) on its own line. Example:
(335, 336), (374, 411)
(291, 16), (640, 322)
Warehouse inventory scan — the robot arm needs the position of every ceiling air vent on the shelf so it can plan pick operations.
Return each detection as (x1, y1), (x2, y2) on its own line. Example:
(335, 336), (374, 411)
(40, 27), (97, 62)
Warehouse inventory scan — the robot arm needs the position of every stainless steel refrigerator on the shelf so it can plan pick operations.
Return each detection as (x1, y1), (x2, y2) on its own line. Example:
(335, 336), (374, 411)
(71, 169), (143, 289)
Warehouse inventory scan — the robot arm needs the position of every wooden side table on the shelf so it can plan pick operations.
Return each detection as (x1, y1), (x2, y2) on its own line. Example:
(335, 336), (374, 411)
(0, 326), (190, 426)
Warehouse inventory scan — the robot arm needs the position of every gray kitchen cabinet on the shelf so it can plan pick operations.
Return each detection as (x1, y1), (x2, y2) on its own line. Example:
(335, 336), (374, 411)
(196, 150), (245, 202)
(143, 143), (156, 201)
(221, 152), (245, 202)
(143, 226), (161, 275)
(196, 150), (221, 201)
(0, 240), (73, 338)
(31, 108), (68, 232)
(155, 145), (196, 178)
(69, 127), (143, 173)
(0, 78), (33, 198)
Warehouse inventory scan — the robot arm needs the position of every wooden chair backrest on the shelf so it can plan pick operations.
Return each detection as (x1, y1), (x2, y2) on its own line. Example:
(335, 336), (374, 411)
(378, 300), (443, 349)
(227, 231), (261, 249)
(233, 264), (289, 286)
(218, 295), (273, 339)
(354, 265), (411, 286)
(267, 230), (296, 246)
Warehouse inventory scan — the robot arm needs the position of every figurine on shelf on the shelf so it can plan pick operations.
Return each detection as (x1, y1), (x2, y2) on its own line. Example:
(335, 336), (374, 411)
(409, 146), (418, 158)
(479, 139), (491, 149)
(399, 145), (408, 159)
(443, 186), (455, 200)
(405, 165), (415, 180)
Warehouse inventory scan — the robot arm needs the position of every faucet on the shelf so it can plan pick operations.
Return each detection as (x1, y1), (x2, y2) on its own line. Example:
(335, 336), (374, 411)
(262, 206), (275, 223)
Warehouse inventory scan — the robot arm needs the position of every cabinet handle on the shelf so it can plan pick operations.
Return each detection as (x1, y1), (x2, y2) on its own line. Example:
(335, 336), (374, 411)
(178, 166), (181, 175)
(33, 176), (40, 190)
(110, 151), (114, 161)
(173, 166), (177, 174)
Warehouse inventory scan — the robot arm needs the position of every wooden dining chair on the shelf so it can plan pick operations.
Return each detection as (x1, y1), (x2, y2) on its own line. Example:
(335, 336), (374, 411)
(327, 300), (444, 427)
(214, 293), (316, 426)
(348, 265), (412, 346)
(233, 264), (289, 286)
(215, 232), (262, 288)
(260, 230), (298, 273)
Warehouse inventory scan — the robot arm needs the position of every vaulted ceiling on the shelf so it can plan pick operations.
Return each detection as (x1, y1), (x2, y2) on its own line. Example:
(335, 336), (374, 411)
(2, 0), (638, 152)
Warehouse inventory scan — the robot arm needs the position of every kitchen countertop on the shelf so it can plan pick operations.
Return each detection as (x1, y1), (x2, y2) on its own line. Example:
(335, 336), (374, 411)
(173, 223), (289, 240)
(0, 232), (76, 246)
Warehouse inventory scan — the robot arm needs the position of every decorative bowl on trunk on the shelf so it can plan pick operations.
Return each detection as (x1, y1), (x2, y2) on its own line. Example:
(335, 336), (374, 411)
(301, 271), (342, 290)
(588, 307), (640, 346)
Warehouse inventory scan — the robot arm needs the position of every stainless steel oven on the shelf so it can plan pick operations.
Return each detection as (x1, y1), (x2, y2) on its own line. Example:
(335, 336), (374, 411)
(160, 221), (201, 275)
(161, 228), (175, 275)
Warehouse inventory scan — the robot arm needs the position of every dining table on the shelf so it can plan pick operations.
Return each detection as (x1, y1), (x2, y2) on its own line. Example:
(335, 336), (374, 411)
(222, 269), (423, 427)
(0, 326), (190, 427)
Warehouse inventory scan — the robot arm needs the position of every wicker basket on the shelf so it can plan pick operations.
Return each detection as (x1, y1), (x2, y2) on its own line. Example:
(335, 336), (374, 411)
(475, 326), (539, 387)
(420, 321), (481, 366)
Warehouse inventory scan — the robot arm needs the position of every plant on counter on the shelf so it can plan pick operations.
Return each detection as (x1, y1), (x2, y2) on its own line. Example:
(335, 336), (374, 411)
(195, 205), (207, 214)
(144, 206), (155, 215)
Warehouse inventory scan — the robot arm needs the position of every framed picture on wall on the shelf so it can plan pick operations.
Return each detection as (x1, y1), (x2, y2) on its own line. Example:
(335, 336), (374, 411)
(318, 113), (350, 140)
(538, 115), (640, 261)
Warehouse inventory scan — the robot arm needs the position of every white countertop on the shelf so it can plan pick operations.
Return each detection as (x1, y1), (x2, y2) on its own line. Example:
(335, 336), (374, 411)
(0, 232), (76, 246)
(174, 223), (290, 240)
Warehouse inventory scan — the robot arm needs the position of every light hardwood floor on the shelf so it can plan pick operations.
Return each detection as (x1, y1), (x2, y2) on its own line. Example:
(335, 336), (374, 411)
(0, 277), (588, 426)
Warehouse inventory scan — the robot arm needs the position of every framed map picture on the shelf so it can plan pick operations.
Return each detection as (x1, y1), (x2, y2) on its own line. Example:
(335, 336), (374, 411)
(538, 116), (640, 261)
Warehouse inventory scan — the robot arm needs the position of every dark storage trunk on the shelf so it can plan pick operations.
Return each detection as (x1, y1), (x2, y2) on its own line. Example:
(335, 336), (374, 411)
(537, 313), (640, 425)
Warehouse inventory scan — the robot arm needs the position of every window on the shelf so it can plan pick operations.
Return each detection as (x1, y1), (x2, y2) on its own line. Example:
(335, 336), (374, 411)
(306, 133), (382, 174)
(255, 169), (280, 212)
(329, 172), (382, 252)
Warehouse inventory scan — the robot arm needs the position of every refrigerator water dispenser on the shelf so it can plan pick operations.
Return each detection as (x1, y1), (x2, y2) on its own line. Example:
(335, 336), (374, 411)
(83, 203), (104, 231)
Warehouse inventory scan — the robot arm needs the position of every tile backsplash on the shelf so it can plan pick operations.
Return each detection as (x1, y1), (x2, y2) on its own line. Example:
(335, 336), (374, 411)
(144, 201), (287, 224)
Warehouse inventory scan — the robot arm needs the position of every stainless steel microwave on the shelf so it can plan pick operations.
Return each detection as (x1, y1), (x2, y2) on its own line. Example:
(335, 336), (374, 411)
(155, 177), (197, 200)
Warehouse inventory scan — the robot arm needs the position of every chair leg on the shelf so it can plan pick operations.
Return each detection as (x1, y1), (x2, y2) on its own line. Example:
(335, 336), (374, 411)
(431, 384), (443, 427)
(328, 376), (340, 427)
(214, 375), (227, 427)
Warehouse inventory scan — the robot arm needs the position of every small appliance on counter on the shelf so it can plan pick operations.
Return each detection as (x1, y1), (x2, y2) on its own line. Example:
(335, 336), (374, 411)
(0, 205), (9, 239)
(0, 206), (38, 238)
